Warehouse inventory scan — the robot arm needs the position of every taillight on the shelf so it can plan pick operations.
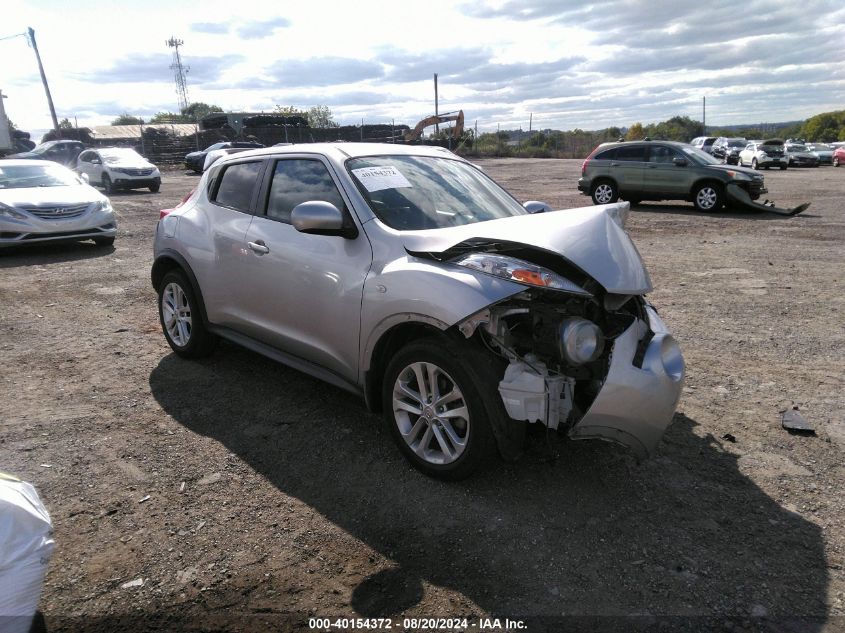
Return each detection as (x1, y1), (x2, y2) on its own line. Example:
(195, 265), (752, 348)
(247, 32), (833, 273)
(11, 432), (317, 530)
(158, 188), (196, 221)
(581, 158), (590, 175)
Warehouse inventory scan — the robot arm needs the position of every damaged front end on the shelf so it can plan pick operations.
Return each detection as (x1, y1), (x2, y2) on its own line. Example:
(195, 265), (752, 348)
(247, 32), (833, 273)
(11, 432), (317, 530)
(726, 184), (811, 216)
(457, 288), (683, 459)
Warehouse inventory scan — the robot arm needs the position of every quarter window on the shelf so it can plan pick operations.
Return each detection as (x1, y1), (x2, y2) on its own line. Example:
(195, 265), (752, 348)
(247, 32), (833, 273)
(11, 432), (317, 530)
(265, 159), (345, 223)
(594, 148), (616, 160)
(213, 161), (263, 213)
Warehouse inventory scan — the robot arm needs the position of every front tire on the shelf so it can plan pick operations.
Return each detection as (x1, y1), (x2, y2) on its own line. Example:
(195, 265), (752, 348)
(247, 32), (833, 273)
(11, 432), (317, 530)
(693, 182), (724, 212)
(149, 179), (161, 193)
(834, 157), (840, 167)
(590, 179), (619, 205)
(157, 270), (216, 358)
(751, 158), (759, 170)
(383, 338), (499, 480)
(101, 174), (114, 194)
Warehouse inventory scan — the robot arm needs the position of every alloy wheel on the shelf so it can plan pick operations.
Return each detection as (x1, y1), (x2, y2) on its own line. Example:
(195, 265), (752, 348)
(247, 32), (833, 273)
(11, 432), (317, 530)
(392, 361), (469, 465)
(161, 282), (192, 347)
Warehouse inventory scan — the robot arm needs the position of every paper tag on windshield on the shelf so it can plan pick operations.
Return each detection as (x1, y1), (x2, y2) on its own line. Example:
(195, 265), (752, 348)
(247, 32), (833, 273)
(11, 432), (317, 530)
(352, 166), (412, 192)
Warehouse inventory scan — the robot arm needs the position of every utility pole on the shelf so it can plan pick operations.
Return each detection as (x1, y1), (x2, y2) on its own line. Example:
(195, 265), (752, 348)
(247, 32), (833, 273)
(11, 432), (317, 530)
(27, 28), (59, 131)
(166, 37), (190, 112)
(434, 73), (439, 135)
(702, 96), (706, 134)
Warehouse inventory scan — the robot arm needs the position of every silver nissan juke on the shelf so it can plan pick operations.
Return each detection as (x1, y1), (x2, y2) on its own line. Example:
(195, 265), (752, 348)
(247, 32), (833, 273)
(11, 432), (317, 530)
(152, 143), (684, 479)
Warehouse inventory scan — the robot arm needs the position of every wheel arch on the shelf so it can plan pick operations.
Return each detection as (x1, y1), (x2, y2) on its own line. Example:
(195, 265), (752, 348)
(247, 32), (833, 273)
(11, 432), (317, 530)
(151, 250), (210, 326)
(690, 177), (726, 197)
(363, 319), (453, 413)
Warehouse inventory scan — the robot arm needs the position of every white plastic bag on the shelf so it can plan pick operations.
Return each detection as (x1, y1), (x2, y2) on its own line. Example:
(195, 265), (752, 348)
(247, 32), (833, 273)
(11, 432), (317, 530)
(0, 472), (55, 633)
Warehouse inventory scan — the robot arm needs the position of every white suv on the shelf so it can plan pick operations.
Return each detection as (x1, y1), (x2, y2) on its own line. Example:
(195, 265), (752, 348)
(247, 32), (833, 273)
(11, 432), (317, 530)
(738, 140), (788, 170)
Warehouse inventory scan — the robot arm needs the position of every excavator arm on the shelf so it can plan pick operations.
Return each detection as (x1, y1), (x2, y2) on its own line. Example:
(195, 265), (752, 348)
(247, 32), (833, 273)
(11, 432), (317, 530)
(405, 110), (464, 142)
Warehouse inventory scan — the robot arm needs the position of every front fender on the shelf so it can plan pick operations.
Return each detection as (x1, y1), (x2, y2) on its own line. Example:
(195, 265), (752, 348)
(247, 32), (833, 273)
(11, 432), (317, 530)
(359, 258), (524, 373)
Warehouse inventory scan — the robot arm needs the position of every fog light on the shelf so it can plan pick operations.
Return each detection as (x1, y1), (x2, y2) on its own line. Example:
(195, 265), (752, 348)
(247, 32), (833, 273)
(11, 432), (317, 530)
(559, 318), (604, 365)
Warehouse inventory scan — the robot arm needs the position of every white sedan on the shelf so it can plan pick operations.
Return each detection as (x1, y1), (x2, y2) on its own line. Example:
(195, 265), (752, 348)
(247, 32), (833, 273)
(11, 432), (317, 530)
(76, 147), (161, 193)
(0, 159), (116, 247)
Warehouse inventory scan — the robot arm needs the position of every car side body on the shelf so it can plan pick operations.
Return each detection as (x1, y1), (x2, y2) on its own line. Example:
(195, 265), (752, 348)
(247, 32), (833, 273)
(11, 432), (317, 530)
(577, 140), (766, 212)
(152, 143), (685, 478)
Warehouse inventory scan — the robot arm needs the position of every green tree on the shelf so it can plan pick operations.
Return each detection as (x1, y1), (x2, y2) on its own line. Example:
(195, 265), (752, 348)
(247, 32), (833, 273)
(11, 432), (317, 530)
(181, 102), (223, 121)
(800, 110), (845, 142)
(306, 105), (337, 128)
(58, 118), (73, 129)
(111, 113), (144, 125)
(626, 122), (644, 141)
(149, 111), (188, 123)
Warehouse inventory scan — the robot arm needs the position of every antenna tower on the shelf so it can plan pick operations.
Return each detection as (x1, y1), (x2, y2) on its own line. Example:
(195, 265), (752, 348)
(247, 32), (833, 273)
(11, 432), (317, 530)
(166, 37), (190, 111)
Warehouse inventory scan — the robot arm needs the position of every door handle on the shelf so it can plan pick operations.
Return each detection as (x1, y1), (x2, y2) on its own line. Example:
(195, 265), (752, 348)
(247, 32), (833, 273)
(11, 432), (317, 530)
(248, 240), (270, 255)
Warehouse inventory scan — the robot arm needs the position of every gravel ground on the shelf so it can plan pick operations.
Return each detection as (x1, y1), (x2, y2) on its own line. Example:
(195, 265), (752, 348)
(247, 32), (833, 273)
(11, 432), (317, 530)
(1, 158), (843, 632)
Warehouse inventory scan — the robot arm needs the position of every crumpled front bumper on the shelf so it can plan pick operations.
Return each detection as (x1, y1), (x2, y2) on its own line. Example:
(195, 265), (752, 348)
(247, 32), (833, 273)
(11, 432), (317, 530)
(568, 305), (684, 459)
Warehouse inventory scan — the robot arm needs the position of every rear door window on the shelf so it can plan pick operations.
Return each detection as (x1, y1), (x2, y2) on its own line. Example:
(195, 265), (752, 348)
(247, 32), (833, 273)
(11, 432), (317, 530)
(212, 161), (263, 213)
(615, 145), (647, 161)
(594, 148), (616, 160)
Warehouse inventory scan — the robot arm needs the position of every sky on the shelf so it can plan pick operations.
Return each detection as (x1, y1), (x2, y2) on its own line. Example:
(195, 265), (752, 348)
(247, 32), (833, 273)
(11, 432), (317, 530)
(2, 0), (844, 141)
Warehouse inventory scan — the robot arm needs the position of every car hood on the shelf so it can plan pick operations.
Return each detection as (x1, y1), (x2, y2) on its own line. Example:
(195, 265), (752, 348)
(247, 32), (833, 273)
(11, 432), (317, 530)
(5, 152), (40, 160)
(401, 204), (652, 294)
(106, 161), (156, 169)
(706, 164), (760, 177)
(0, 184), (104, 206)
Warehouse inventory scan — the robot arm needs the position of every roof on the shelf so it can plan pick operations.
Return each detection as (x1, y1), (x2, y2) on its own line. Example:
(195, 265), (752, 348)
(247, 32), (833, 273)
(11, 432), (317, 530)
(224, 142), (459, 162)
(88, 124), (197, 140)
(0, 158), (63, 167)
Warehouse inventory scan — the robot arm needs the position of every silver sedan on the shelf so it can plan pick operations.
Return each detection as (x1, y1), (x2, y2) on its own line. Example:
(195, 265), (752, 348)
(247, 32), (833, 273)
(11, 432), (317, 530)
(152, 144), (684, 479)
(0, 159), (116, 247)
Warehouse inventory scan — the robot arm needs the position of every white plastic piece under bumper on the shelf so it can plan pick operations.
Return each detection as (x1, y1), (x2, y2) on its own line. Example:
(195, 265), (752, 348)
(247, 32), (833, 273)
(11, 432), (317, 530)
(568, 305), (684, 459)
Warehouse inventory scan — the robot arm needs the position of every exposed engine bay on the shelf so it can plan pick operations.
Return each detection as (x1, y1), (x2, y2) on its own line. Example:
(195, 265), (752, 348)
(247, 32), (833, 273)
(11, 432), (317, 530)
(458, 287), (650, 433)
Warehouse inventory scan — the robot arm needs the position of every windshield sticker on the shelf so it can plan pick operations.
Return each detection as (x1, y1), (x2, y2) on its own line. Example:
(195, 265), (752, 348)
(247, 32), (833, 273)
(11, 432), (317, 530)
(352, 166), (412, 192)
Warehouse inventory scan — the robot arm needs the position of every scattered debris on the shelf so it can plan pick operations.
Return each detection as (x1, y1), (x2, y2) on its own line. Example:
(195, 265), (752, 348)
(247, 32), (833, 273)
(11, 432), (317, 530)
(138, 495), (151, 503)
(121, 578), (144, 589)
(196, 520), (206, 531)
(197, 472), (222, 486)
(179, 481), (186, 493)
(782, 409), (815, 435)
(722, 433), (737, 443)
(39, 464), (52, 468)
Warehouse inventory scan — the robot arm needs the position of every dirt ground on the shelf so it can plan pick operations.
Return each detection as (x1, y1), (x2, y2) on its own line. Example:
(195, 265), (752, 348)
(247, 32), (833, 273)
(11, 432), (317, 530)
(1, 158), (843, 633)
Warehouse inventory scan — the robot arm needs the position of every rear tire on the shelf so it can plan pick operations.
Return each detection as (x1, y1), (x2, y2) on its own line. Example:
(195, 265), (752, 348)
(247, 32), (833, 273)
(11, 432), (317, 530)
(834, 157), (840, 167)
(751, 158), (759, 170)
(590, 179), (619, 205)
(382, 337), (500, 480)
(693, 182), (724, 212)
(780, 165), (787, 171)
(157, 270), (217, 358)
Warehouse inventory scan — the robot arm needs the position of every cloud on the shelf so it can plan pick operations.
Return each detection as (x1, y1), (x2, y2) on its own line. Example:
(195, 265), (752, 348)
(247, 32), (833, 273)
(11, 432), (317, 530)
(264, 57), (384, 87)
(191, 22), (230, 34)
(77, 54), (244, 84)
(380, 47), (491, 81)
(236, 17), (292, 39)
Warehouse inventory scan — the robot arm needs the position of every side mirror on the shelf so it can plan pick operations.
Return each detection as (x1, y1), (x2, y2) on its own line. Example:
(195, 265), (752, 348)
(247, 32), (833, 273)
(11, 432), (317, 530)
(291, 201), (355, 237)
(673, 157), (688, 167)
(79, 173), (90, 184)
(523, 200), (552, 214)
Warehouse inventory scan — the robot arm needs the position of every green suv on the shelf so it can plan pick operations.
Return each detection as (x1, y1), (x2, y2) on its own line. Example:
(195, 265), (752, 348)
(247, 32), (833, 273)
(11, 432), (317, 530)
(578, 140), (766, 212)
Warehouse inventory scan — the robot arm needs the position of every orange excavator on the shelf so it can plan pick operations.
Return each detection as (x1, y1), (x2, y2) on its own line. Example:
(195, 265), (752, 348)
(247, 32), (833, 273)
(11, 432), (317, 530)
(404, 110), (464, 142)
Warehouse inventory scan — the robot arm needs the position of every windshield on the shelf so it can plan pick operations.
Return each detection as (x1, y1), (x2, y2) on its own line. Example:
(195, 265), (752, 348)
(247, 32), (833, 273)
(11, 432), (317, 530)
(728, 140), (746, 147)
(100, 148), (145, 163)
(30, 141), (60, 155)
(347, 155), (527, 231)
(681, 145), (721, 165)
(789, 145), (807, 152)
(204, 142), (228, 152)
(0, 163), (82, 189)
(809, 144), (830, 151)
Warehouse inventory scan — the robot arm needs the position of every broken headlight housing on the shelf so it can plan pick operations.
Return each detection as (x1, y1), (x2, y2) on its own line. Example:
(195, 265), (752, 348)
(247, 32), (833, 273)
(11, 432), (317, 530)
(559, 317), (605, 365)
(453, 253), (590, 295)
